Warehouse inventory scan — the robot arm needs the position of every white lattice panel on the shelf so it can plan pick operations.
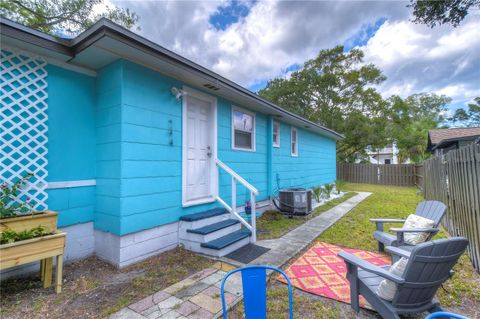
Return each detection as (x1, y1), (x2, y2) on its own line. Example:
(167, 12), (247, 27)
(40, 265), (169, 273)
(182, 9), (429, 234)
(1, 48), (49, 210)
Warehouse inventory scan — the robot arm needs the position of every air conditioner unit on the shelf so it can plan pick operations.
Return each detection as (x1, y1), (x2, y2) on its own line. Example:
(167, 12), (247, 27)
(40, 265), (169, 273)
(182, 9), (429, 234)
(278, 188), (312, 216)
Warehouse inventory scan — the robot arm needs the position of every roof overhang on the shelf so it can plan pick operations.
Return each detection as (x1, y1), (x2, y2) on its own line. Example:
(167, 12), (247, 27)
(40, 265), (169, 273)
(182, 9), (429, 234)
(432, 135), (480, 150)
(1, 18), (344, 141)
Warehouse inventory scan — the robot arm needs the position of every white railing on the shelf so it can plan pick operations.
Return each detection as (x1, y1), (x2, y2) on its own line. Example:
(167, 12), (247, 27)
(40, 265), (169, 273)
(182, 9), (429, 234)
(215, 159), (259, 243)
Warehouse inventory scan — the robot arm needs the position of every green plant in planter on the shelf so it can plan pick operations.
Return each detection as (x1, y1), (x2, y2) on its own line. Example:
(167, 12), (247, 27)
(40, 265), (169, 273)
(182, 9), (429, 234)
(335, 179), (346, 194)
(324, 183), (334, 199)
(312, 186), (322, 202)
(0, 226), (53, 244)
(1, 173), (35, 219)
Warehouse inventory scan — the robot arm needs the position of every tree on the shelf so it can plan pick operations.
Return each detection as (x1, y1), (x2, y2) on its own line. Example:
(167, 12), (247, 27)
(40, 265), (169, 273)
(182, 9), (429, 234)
(0, 0), (139, 36)
(388, 93), (451, 162)
(449, 97), (480, 127)
(259, 46), (390, 162)
(408, 0), (480, 28)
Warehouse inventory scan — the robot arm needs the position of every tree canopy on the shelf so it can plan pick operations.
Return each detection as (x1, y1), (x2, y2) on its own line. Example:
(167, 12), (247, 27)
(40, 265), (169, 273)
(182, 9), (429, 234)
(0, 0), (139, 36)
(449, 97), (480, 127)
(259, 46), (452, 163)
(259, 46), (390, 162)
(408, 0), (480, 27)
(387, 94), (451, 162)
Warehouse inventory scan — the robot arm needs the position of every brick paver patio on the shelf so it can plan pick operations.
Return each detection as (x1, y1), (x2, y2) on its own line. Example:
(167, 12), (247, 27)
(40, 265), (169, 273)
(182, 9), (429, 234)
(109, 267), (241, 319)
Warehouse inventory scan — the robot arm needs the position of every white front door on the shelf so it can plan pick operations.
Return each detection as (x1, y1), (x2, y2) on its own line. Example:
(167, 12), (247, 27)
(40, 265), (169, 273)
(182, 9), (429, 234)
(182, 87), (217, 206)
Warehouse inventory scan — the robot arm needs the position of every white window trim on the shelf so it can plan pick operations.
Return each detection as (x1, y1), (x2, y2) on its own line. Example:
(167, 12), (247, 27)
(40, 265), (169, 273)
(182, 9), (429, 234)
(273, 121), (280, 148)
(231, 106), (256, 152)
(182, 86), (218, 207)
(291, 127), (298, 157)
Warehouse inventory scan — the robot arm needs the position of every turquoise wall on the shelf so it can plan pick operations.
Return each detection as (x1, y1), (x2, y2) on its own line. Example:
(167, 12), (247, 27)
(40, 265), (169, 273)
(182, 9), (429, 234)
(46, 65), (96, 227)
(272, 121), (336, 191)
(94, 61), (124, 234)
(93, 60), (336, 236)
(5, 52), (335, 237)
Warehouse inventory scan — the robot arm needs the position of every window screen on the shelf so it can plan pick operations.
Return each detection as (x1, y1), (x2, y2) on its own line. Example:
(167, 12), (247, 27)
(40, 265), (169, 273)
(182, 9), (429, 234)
(233, 109), (255, 150)
(291, 127), (298, 156)
(273, 121), (280, 147)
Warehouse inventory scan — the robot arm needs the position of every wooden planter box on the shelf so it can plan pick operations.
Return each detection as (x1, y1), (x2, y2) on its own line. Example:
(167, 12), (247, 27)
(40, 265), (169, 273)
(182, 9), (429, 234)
(0, 231), (65, 293)
(0, 210), (58, 232)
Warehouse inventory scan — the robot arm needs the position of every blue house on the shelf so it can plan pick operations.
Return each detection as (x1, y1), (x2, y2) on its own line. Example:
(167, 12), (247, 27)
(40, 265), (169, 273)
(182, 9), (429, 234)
(0, 18), (342, 269)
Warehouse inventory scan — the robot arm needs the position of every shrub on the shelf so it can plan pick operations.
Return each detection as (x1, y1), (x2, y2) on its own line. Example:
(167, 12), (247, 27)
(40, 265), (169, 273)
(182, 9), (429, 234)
(324, 183), (334, 199)
(0, 226), (53, 245)
(335, 180), (346, 194)
(312, 186), (322, 202)
(0, 173), (35, 219)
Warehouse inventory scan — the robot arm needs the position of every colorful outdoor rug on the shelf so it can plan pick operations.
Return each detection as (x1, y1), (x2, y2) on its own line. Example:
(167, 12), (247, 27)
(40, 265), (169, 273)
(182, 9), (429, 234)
(277, 242), (391, 309)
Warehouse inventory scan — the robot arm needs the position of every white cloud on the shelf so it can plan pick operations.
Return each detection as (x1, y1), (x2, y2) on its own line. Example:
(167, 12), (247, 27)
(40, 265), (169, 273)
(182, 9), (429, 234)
(358, 16), (480, 104)
(116, 0), (408, 85)
(113, 0), (479, 107)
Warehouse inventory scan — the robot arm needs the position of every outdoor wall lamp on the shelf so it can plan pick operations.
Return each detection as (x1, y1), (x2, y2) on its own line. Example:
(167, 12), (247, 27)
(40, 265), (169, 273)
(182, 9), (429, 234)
(171, 87), (186, 100)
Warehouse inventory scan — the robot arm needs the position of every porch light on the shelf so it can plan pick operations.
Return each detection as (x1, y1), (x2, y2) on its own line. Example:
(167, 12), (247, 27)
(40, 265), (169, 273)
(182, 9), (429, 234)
(171, 87), (186, 100)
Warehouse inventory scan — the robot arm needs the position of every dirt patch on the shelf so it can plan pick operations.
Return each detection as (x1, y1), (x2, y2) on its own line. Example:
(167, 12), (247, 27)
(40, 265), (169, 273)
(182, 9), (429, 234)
(0, 247), (214, 319)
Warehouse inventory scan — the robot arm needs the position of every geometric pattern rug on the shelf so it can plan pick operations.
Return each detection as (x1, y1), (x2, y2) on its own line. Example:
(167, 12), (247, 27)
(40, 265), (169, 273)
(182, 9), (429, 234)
(277, 242), (391, 309)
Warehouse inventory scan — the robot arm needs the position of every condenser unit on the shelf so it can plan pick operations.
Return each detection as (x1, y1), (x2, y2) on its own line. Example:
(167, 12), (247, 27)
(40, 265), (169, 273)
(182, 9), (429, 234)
(278, 188), (312, 216)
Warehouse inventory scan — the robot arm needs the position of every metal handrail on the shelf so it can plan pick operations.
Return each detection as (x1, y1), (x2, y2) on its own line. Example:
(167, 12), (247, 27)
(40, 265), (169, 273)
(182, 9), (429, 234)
(215, 158), (257, 243)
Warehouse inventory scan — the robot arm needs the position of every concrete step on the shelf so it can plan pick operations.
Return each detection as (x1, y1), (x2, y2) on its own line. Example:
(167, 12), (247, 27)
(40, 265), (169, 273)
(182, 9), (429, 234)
(199, 232), (251, 258)
(179, 208), (230, 230)
(201, 229), (251, 250)
(179, 219), (242, 243)
(188, 219), (240, 235)
(180, 207), (227, 221)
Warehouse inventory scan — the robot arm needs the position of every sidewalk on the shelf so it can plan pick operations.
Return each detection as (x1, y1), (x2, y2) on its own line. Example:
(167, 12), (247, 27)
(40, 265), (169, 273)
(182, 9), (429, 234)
(251, 192), (372, 268)
(109, 265), (242, 319)
(109, 192), (371, 319)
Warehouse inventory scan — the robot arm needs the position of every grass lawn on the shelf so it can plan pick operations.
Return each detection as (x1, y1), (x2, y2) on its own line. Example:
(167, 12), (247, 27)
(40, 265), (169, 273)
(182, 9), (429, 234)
(0, 247), (214, 319)
(230, 183), (480, 319)
(256, 192), (357, 240)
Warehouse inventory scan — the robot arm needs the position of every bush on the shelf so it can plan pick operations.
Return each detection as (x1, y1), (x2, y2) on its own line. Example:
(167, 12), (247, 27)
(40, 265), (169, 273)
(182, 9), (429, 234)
(0, 226), (53, 245)
(324, 183), (334, 199)
(0, 173), (35, 219)
(335, 180), (346, 194)
(312, 186), (323, 202)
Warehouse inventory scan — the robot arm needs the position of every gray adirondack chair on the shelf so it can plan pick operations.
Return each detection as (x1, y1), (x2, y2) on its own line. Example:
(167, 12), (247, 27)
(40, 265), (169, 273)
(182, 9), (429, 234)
(371, 200), (447, 252)
(338, 237), (468, 319)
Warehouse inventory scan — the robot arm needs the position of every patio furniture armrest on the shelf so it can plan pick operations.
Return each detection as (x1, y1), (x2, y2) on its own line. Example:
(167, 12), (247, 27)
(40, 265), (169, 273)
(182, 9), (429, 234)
(370, 219), (405, 232)
(390, 227), (440, 245)
(370, 219), (406, 223)
(390, 228), (440, 233)
(338, 251), (405, 284)
(385, 246), (411, 259)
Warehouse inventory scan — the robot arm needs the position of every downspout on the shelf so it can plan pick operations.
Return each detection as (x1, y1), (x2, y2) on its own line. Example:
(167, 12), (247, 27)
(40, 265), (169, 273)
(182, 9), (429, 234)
(267, 116), (273, 198)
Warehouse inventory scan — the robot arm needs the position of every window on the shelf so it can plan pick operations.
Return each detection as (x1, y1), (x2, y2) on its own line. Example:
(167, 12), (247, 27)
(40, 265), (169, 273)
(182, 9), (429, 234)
(291, 127), (298, 156)
(273, 121), (280, 147)
(232, 107), (255, 151)
(384, 159), (391, 164)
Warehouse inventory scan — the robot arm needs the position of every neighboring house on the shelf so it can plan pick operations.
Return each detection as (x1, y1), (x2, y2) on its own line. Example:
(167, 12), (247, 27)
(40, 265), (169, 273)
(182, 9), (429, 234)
(0, 18), (342, 271)
(427, 127), (480, 156)
(356, 143), (408, 164)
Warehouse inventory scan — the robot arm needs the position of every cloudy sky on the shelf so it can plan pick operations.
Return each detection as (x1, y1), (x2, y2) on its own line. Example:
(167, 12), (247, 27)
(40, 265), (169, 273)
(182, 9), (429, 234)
(110, 0), (480, 112)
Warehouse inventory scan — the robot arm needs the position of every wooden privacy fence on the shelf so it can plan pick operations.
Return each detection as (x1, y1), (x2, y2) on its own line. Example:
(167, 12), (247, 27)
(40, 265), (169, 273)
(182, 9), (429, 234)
(414, 163), (424, 190)
(422, 143), (480, 272)
(337, 163), (415, 186)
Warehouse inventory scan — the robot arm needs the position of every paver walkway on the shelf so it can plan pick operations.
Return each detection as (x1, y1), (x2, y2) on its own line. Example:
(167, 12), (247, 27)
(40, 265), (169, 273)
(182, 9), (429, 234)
(109, 192), (371, 319)
(251, 192), (372, 268)
(109, 266), (242, 319)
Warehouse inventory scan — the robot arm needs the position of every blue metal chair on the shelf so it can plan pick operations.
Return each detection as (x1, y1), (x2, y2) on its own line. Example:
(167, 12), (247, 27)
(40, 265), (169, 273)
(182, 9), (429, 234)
(220, 265), (294, 319)
(425, 312), (469, 319)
